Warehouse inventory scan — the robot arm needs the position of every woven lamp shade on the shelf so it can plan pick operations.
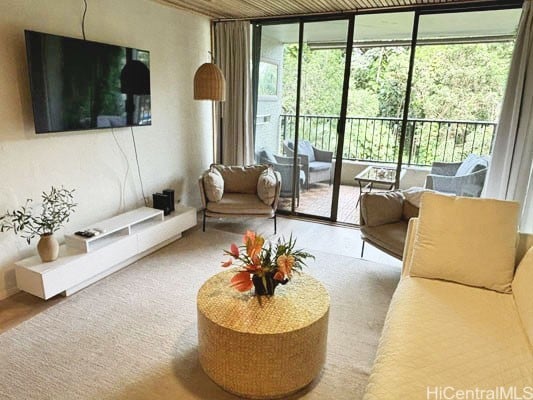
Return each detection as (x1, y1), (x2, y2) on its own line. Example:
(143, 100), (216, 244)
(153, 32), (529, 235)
(194, 63), (226, 101)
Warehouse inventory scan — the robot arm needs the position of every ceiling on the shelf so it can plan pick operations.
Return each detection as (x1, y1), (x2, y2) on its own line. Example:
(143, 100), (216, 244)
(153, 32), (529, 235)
(153, 0), (518, 20)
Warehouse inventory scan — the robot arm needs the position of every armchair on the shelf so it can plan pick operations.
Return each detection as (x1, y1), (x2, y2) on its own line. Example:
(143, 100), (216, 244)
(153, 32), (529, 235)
(283, 140), (333, 189)
(359, 190), (420, 260)
(425, 154), (489, 197)
(199, 164), (281, 233)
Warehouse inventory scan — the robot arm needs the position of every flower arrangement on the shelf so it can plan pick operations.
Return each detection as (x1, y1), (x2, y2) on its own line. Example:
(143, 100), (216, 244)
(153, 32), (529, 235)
(221, 230), (314, 296)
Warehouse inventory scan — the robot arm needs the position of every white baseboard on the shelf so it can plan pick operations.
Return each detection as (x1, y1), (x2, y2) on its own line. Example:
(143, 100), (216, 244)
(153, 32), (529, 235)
(0, 286), (20, 300)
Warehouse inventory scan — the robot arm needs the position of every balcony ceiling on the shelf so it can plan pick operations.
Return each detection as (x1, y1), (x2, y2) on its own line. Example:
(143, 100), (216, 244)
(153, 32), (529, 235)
(154, 0), (516, 20)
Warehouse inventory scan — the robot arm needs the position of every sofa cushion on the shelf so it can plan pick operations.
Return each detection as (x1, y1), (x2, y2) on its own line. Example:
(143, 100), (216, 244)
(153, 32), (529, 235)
(363, 277), (533, 400)
(206, 193), (274, 215)
(513, 247), (533, 346)
(203, 167), (224, 202)
(361, 191), (403, 227)
(298, 140), (316, 162)
(213, 164), (267, 194)
(257, 167), (278, 206)
(361, 221), (408, 259)
(455, 154), (488, 176)
(409, 192), (519, 293)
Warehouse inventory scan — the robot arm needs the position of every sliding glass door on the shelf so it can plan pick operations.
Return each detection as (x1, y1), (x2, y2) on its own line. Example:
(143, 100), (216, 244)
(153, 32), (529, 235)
(252, 3), (521, 224)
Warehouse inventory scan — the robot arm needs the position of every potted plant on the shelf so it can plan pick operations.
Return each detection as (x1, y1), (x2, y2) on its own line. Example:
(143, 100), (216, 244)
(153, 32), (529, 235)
(0, 186), (76, 262)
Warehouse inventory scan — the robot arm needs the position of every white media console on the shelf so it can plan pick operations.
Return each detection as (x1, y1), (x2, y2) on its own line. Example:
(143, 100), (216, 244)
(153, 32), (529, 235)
(15, 205), (197, 299)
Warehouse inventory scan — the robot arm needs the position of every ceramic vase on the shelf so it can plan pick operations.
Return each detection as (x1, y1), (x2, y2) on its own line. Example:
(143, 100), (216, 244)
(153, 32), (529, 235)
(37, 234), (59, 262)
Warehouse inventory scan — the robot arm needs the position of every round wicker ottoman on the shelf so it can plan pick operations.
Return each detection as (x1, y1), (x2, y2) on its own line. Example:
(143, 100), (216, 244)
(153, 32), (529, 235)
(197, 270), (330, 399)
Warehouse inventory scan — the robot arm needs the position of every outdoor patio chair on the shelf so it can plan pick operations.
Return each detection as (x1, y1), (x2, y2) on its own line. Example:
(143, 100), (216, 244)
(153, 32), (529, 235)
(256, 148), (305, 206)
(425, 154), (489, 197)
(283, 140), (333, 189)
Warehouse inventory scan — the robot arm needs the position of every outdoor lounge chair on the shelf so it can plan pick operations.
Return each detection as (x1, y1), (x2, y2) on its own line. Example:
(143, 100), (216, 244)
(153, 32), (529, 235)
(425, 154), (489, 197)
(283, 140), (333, 189)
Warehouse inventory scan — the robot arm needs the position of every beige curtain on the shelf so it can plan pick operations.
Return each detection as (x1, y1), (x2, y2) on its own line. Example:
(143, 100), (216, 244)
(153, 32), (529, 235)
(484, 0), (533, 233)
(215, 21), (254, 165)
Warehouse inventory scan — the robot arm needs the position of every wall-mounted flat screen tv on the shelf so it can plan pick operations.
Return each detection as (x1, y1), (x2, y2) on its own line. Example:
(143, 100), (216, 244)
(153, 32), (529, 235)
(25, 30), (151, 134)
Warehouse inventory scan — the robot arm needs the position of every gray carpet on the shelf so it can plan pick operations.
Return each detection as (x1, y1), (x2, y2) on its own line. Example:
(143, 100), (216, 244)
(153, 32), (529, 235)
(0, 228), (400, 400)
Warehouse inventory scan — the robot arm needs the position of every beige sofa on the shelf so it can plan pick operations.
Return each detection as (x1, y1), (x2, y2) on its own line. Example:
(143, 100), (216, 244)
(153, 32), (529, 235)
(198, 164), (281, 232)
(364, 194), (533, 399)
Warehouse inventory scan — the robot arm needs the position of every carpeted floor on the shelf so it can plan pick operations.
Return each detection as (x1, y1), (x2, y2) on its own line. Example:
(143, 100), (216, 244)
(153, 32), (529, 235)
(0, 228), (400, 400)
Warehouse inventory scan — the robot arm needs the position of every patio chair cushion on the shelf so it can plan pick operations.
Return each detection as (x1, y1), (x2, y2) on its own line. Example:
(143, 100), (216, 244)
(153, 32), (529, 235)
(298, 140), (316, 162)
(455, 154), (489, 177)
(257, 166), (278, 206)
(401, 186), (433, 208)
(203, 167), (224, 202)
(206, 193), (274, 215)
(409, 192), (520, 293)
(361, 191), (404, 227)
(512, 247), (533, 346)
(257, 149), (277, 164)
(309, 161), (331, 172)
(214, 164), (267, 194)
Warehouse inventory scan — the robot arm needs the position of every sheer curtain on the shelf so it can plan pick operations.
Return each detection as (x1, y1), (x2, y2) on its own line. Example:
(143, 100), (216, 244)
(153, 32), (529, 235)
(484, 0), (533, 233)
(214, 21), (254, 165)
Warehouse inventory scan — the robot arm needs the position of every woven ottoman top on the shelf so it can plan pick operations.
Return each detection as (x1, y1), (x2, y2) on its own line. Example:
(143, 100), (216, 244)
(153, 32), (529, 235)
(197, 269), (330, 335)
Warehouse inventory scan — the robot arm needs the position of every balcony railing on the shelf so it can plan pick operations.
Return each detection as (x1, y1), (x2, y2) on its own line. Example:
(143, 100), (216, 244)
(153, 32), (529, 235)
(280, 114), (497, 167)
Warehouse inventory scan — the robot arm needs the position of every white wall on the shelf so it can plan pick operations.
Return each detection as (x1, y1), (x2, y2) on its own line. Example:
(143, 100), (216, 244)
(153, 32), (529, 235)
(0, 0), (213, 298)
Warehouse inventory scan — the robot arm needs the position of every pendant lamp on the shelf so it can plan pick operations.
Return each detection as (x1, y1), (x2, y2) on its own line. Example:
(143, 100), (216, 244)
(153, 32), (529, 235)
(194, 59), (226, 101)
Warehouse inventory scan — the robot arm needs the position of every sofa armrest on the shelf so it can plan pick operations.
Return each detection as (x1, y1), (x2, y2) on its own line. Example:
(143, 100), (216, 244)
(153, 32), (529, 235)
(429, 161), (462, 176)
(313, 147), (333, 163)
(402, 218), (418, 278)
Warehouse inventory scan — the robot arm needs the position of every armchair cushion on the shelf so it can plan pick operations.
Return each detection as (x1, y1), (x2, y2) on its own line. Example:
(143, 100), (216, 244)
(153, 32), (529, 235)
(206, 193), (274, 215)
(257, 149), (277, 164)
(409, 192), (520, 293)
(512, 247), (533, 346)
(203, 167), (224, 202)
(298, 140), (316, 162)
(257, 167), (278, 206)
(455, 154), (488, 176)
(214, 164), (267, 194)
(309, 161), (331, 172)
(361, 191), (404, 227)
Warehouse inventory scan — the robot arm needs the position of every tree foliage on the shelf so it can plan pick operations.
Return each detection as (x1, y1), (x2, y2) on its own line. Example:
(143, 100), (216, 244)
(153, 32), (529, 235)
(282, 41), (514, 122)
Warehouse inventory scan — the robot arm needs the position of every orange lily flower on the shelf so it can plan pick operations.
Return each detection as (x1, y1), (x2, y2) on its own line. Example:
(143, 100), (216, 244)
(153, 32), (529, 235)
(229, 243), (240, 258)
(221, 259), (232, 268)
(230, 271), (253, 292)
(277, 254), (295, 277)
(273, 271), (285, 281)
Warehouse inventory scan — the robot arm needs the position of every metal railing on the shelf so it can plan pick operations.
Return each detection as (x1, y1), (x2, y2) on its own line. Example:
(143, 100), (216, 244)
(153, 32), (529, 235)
(280, 114), (497, 166)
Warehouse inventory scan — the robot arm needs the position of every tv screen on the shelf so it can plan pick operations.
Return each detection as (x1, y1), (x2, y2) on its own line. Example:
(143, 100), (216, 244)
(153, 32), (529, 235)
(25, 30), (151, 134)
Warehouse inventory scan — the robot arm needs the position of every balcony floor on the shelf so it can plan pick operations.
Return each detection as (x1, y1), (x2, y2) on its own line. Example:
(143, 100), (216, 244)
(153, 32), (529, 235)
(278, 183), (388, 224)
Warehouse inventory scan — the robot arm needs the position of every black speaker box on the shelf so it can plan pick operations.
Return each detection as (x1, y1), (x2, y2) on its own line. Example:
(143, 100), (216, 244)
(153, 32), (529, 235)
(152, 193), (171, 215)
(162, 189), (175, 212)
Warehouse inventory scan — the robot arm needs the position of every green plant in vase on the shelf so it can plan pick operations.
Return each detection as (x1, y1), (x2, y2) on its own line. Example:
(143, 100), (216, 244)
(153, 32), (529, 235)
(0, 186), (77, 262)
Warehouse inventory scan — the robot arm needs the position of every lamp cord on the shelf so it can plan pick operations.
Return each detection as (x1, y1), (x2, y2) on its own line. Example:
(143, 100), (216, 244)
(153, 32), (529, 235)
(81, 0), (88, 40)
(131, 127), (148, 207)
